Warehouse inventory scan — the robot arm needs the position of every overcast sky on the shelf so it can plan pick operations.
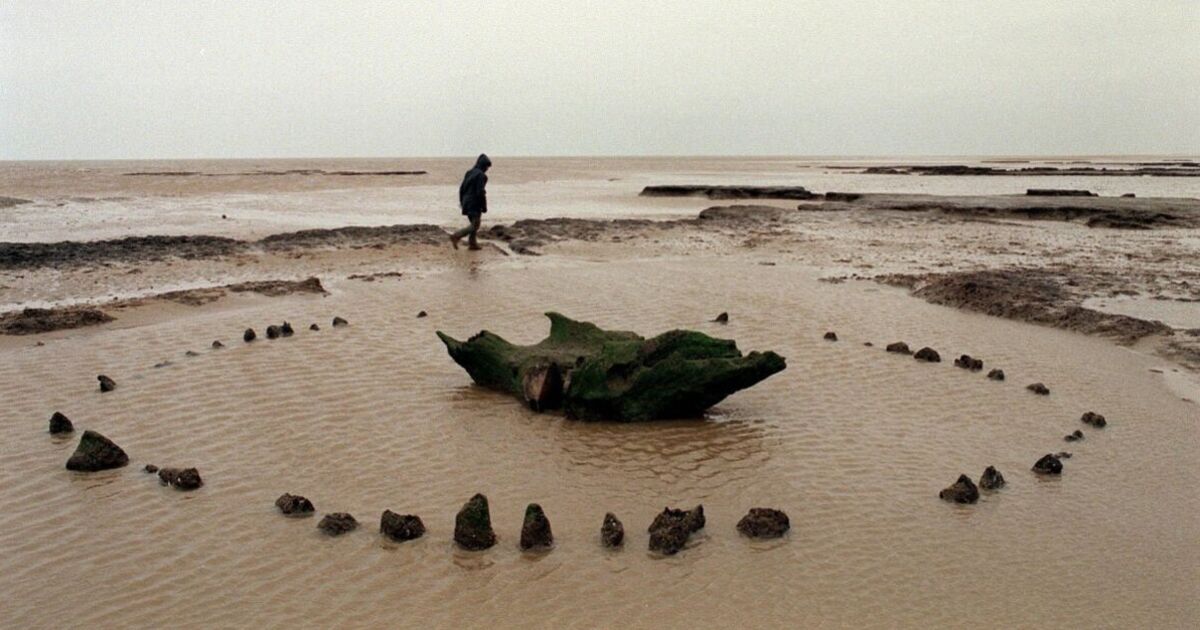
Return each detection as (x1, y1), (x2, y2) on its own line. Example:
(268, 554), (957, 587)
(2, 1), (1198, 159)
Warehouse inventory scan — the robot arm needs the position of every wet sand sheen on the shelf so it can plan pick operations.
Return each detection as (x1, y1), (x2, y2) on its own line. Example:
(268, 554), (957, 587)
(1, 258), (1196, 628)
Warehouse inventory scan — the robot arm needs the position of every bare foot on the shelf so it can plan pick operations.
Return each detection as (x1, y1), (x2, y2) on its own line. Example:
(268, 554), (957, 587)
(449, 235), (459, 250)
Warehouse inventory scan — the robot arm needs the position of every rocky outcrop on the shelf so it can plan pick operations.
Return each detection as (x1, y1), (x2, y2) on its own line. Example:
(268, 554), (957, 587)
(454, 493), (497, 550)
(49, 411), (74, 434)
(157, 467), (203, 490)
(244, 328), (256, 342)
(886, 342), (911, 354)
(939, 474), (980, 504)
(1027, 383), (1050, 395)
(823, 332), (838, 341)
(1081, 411), (1107, 428)
(519, 503), (554, 550)
(712, 312), (729, 324)
(98, 375), (116, 392)
(979, 466), (1006, 490)
(332, 317), (348, 327)
(1032, 453), (1064, 475)
(211, 340), (224, 349)
(648, 505), (705, 555)
(275, 493), (315, 516)
(954, 355), (983, 371)
(1064, 430), (1084, 442)
(65, 430), (129, 471)
(281, 322), (294, 337)
(266, 325), (281, 339)
(318, 513), (358, 536)
(987, 369), (1005, 381)
(914, 347), (941, 362)
(736, 508), (790, 538)
(601, 512), (624, 548)
(437, 313), (786, 421)
(380, 510), (426, 542)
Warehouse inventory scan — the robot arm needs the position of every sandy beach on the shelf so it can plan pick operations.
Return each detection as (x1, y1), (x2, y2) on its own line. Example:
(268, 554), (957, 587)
(1, 157), (1198, 627)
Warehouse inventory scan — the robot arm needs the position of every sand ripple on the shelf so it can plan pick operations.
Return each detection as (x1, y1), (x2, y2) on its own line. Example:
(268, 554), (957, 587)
(0, 259), (1196, 628)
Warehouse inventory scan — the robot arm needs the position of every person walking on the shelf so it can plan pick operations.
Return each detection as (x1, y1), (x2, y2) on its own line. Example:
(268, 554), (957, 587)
(451, 153), (491, 250)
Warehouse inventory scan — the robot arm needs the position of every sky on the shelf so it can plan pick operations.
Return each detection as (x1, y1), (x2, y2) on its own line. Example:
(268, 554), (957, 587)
(1, 1), (1198, 159)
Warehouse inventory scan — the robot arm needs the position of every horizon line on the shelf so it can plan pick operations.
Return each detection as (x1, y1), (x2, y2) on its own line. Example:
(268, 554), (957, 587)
(2, 152), (1197, 163)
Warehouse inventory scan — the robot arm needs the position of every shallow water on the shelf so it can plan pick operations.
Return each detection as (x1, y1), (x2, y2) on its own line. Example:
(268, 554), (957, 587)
(2, 156), (1198, 242)
(1, 257), (1196, 628)
(1084, 295), (1200, 329)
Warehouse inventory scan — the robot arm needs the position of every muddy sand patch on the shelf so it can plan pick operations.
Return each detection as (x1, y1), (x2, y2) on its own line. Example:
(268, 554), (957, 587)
(0, 196), (33, 209)
(806, 193), (1200, 229)
(877, 269), (1171, 343)
(1, 277), (326, 334)
(0, 225), (447, 271)
(0, 306), (115, 335)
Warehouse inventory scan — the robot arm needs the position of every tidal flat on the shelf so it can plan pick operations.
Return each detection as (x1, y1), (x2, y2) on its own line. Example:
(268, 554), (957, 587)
(1, 157), (1197, 628)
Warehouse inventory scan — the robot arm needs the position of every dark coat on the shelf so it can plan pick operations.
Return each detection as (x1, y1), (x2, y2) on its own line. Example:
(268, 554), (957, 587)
(458, 154), (491, 215)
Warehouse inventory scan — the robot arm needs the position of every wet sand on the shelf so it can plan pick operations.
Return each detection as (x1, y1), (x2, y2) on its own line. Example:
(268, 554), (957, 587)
(1, 158), (1198, 628)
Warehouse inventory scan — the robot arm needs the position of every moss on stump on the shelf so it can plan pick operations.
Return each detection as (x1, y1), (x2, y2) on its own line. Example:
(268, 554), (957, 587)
(437, 312), (786, 421)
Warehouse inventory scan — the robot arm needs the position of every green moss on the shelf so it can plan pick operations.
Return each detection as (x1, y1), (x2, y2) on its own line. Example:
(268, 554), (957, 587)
(453, 493), (496, 550)
(438, 313), (786, 422)
(458, 493), (492, 529)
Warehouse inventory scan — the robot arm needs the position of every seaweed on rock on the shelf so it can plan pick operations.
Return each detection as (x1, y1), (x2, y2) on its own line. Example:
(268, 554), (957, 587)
(437, 313), (786, 421)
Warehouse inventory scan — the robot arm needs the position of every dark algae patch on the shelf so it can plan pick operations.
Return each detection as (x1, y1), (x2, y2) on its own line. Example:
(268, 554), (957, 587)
(438, 313), (786, 421)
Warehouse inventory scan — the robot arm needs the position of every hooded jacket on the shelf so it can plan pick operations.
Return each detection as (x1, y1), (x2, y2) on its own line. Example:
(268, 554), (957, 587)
(458, 154), (491, 215)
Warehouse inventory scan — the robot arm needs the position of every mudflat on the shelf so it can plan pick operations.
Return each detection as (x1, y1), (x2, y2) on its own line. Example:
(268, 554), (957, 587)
(1, 157), (1197, 628)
